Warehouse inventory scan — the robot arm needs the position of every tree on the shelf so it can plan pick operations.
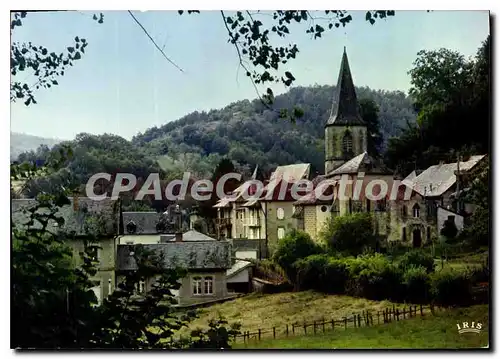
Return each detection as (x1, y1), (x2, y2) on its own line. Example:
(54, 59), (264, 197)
(359, 98), (383, 156)
(272, 229), (323, 282)
(320, 212), (376, 255)
(385, 37), (490, 175)
(11, 160), (241, 349)
(440, 217), (459, 241)
(10, 11), (103, 106)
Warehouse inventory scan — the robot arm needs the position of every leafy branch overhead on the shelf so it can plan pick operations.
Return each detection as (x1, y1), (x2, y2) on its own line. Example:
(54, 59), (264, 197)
(217, 10), (395, 121)
(175, 10), (395, 121)
(10, 11), (103, 106)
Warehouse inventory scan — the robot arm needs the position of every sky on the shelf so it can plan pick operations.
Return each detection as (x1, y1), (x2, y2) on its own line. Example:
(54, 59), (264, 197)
(10, 10), (490, 141)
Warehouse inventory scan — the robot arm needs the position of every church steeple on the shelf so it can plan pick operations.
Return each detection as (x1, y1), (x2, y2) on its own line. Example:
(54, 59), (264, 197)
(324, 48), (368, 175)
(326, 47), (365, 127)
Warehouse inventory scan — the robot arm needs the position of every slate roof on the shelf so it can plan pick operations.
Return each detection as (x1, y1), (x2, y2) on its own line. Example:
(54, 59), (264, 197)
(293, 175), (337, 205)
(326, 152), (392, 176)
(326, 47), (365, 127)
(11, 197), (119, 236)
(160, 230), (216, 242)
(116, 240), (232, 270)
(403, 155), (486, 197)
(122, 211), (162, 234)
(214, 163), (311, 206)
(227, 260), (253, 279)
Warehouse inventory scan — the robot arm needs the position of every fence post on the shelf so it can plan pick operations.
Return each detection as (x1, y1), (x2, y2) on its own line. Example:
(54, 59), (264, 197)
(273, 327), (276, 339)
(353, 314), (357, 328)
(420, 304), (424, 316)
(358, 314), (361, 327)
(331, 319), (335, 330)
(258, 329), (261, 341)
(322, 320), (326, 333)
(286, 324), (289, 337)
(243, 332), (246, 344)
(377, 311), (380, 325)
(393, 304), (396, 316)
(304, 323), (307, 335)
(344, 317), (347, 330)
(313, 321), (317, 334)
(292, 323), (295, 335)
(403, 307), (406, 319)
(396, 308), (400, 321)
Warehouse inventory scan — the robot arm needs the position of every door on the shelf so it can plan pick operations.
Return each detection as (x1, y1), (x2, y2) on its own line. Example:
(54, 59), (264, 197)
(412, 229), (422, 248)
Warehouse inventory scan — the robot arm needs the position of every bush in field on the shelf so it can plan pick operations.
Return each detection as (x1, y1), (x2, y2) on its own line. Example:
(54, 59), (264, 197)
(398, 250), (435, 273)
(294, 254), (348, 293)
(431, 270), (473, 307)
(402, 265), (431, 303)
(344, 253), (403, 301)
(272, 229), (323, 282)
(320, 212), (377, 256)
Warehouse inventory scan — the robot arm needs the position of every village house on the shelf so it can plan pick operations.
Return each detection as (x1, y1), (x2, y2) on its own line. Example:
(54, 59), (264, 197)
(115, 231), (236, 306)
(11, 197), (121, 304)
(388, 154), (487, 246)
(214, 163), (311, 255)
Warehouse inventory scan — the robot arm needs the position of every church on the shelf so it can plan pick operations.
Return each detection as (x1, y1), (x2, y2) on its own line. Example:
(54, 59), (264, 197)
(214, 47), (486, 253)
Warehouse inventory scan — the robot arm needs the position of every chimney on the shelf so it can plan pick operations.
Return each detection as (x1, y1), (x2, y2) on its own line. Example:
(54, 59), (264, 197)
(73, 191), (79, 211)
(175, 232), (183, 242)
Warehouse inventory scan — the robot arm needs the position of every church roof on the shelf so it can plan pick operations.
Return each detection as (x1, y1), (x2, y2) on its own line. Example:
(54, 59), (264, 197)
(325, 152), (392, 176)
(326, 47), (365, 127)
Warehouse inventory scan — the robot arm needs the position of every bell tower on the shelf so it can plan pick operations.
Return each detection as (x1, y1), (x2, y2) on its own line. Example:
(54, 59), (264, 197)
(324, 47), (367, 174)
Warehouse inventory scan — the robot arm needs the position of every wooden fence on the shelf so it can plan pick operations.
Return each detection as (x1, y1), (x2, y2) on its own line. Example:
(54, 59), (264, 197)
(233, 303), (443, 344)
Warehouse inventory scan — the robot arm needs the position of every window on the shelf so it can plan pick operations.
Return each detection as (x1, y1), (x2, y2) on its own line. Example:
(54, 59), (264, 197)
(277, 207), (285, 220)
(84, 242), (99, 262)
(320, 205), (328, 213)
(277, 227), (285, 240)
(427, 227), (431, 242)
(204, 276), (214, 295)
(413, 203), (420, 218)
(401, 205), (408, 218)
(402, 227), (407, 241)
(192, 276), (202, 295)
(135, 280), (146, 294)
(342, 131), (353, 158)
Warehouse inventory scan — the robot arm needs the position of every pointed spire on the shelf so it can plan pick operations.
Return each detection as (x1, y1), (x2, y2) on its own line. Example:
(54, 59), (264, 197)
(326, 48), (365, 127)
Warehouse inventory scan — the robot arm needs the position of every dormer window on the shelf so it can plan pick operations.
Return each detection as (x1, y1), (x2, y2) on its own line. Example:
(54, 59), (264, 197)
(126, 220), (137, 234)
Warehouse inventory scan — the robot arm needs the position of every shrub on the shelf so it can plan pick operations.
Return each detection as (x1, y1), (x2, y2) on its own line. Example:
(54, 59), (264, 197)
(294, 254), (348, 294)
(344, 254), (403, 301)
(320, 212), (377, 256)
(272, 229), (323, 281)
(431, 270), (473, 307)
(402, 265), (431, 303)
(398, 250), (435, 273)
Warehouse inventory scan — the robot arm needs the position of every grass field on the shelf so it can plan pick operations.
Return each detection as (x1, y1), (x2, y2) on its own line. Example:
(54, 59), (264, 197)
(181, 291), (413, 335)
(235, 304), (489, 349)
